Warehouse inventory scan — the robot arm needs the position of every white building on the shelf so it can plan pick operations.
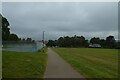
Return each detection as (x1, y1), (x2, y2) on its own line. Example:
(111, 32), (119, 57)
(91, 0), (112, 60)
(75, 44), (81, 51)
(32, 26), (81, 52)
(89, 44), (101, 48)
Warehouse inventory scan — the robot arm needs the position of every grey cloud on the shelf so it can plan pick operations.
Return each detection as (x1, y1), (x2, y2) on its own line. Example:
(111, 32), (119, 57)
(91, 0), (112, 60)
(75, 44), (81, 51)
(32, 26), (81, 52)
(2, 2), (118, 40)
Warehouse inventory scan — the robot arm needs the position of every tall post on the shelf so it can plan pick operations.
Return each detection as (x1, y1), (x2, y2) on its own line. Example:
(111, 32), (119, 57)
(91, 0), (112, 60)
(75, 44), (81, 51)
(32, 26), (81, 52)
(43, 31), (45, 48)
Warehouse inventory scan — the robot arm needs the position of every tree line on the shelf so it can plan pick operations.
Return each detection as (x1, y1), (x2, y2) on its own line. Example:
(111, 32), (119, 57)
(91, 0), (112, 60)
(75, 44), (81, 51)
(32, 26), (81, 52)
(1, 15), (119, 48)
(46, 35), (119, 49)
(1, 14), (35, 44)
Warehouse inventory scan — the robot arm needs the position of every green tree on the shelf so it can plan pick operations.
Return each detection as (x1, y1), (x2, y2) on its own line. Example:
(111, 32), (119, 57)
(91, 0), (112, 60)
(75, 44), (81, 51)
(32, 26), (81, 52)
(106, 36), (116, 48)
(90, 37), (100, 44)
(9, 34), (19, 41)
(99, 39), (106, 47)
(1, 15), (20, 42)
(1, 15), (10, 41)
(46, 40), (57, 47)
(26, 38), (32, 43)
(58, 37), (64, 47)
(49, 35), (87, 47)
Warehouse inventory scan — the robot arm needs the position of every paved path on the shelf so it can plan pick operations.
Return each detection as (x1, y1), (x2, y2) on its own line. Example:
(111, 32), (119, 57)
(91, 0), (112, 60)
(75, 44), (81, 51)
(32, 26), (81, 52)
(44, 48), (85, 78)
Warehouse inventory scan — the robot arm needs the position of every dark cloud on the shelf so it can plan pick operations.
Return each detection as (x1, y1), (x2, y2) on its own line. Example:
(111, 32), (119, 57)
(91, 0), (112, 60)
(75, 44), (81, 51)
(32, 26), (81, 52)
(2, 2), (118, 40)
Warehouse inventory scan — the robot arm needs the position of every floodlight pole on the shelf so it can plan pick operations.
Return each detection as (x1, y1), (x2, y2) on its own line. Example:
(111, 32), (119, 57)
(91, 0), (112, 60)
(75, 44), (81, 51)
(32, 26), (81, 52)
(43, 31), (45, 49)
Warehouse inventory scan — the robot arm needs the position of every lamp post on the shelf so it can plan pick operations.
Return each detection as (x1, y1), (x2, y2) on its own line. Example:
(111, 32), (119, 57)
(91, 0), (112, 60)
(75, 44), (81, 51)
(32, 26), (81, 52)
(43, 31), (45, 49)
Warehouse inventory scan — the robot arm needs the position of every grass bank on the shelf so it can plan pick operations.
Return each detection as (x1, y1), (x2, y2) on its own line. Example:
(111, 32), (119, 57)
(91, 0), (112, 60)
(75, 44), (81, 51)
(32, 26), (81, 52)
(2, 49), (47, 78)
(53, 48), (118, 78)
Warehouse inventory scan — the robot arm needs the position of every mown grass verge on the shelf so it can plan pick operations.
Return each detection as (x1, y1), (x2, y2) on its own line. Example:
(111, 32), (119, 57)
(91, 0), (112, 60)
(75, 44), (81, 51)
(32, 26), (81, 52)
(53, 48), (118, 78)
(2, 49), (48, 78)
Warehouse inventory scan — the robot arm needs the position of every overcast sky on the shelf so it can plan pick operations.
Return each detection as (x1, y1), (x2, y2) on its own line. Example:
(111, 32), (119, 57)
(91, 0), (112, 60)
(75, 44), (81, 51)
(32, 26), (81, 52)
(2, 2), (118, 40)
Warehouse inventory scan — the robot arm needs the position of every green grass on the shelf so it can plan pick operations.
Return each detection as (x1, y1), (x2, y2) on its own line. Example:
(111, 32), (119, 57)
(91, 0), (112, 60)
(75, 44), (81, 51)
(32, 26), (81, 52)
(53, 48), (118, 78)
(2, 50), (48, 78)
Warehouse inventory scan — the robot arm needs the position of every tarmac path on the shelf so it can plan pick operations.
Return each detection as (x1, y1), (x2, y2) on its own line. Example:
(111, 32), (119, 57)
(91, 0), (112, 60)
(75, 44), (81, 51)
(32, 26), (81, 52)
(44, 48), (85, 78)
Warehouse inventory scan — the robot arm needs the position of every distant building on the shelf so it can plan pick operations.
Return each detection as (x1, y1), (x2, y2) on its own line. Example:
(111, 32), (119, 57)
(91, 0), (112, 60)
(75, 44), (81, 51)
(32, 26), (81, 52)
(89, 43), (101, 48)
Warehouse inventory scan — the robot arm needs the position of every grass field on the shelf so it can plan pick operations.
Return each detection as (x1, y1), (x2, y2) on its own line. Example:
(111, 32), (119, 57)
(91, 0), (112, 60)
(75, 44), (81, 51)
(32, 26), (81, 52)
(53, 48), (118, 78)
(2, 50), (47, 78)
